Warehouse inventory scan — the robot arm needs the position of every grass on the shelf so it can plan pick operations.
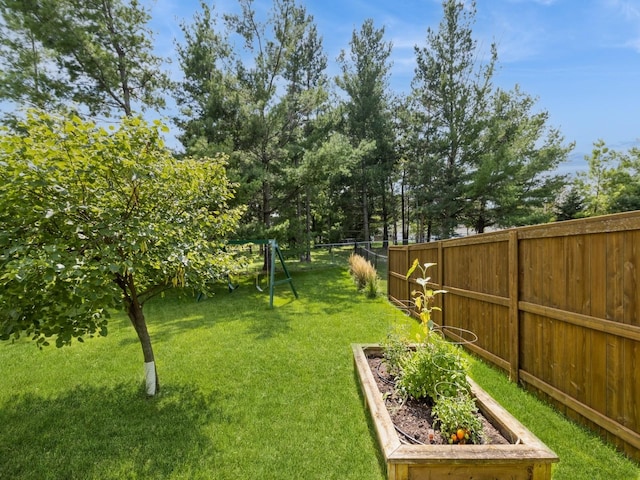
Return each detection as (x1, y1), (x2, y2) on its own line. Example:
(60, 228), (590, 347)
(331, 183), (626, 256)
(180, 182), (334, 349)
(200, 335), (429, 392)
(466, 358), (640, 480)
(1, 256), (638, 479)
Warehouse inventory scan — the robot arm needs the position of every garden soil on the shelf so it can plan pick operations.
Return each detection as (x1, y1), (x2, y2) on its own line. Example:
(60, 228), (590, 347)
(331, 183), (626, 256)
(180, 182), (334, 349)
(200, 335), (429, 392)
(367, 356), (510, 446)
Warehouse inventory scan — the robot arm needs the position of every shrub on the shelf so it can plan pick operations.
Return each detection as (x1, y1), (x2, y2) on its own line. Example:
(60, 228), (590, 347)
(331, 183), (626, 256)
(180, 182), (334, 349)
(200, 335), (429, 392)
(348, 253), (379, 296)
(364, 274), (379, 299)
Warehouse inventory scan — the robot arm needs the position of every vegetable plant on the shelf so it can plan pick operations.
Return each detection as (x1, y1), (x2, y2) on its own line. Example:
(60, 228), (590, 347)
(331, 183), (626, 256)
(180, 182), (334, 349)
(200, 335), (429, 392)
(406, 259), (446, 338)
(381, 259), (483, 444)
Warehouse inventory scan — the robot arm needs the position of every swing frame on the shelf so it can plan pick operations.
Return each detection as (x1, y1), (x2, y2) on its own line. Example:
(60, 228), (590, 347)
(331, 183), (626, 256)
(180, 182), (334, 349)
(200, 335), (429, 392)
(228, 239), (298, 308)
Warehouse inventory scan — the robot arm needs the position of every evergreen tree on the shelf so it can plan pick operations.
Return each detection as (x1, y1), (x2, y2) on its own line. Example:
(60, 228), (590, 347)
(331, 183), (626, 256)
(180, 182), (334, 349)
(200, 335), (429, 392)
(176, 0), (329, 251)
(466, 87), (572, 232)
(0, 0), (169, 117)
(336, 18), (394, 243)
(554, 185), (586, 221)
(412, 0), (496, 238)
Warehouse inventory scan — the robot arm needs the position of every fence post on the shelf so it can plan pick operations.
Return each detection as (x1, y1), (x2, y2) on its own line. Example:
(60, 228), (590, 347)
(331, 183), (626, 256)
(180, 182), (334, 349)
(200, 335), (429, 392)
(508, 230), (520, 383)
(405, 246), (410, 306)
(438, 241), (445, 327)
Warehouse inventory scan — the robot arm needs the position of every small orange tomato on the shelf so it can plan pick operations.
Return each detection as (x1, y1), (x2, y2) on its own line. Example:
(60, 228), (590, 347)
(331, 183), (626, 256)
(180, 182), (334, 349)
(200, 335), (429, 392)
(456, 428), (466, 441)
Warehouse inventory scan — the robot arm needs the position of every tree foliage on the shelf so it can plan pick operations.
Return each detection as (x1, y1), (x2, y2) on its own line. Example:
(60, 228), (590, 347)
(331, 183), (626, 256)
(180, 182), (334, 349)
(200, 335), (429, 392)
(0, 0), (169, 117)
(405, 0), (570, 238)
(0, 110), (243, 393)
(337, 18), (395, 242)
(576, 141), (640, 216)
(466, 87), (572, 231)
(174, 1), (238, 155)
(411, 0), (496, 238)
(176, 0), (328, 251)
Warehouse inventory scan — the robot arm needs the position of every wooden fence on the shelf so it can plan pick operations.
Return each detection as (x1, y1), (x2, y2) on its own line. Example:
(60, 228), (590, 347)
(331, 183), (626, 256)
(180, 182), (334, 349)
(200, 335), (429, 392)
(388, 211), (640, 461)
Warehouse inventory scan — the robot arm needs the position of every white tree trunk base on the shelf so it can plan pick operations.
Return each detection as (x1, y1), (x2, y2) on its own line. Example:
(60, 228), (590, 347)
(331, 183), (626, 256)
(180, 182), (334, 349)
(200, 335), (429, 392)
(144, 361), (156, 396)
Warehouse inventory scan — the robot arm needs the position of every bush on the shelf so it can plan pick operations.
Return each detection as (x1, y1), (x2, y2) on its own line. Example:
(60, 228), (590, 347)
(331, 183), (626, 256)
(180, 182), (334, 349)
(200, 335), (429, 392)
(348, 253), (379, 296)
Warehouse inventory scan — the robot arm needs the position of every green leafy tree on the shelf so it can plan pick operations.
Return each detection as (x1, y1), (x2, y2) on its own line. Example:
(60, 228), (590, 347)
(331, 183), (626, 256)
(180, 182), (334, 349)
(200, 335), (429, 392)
(0, 111), (243, 395)
(337, 18), (395, 243)
(0, 1), (68, 111)
(412, 0), (496, 238)
(393, 94), (438, 242)
(176, 0), (328, 253)
(300, 132), (374, 243)
(576, 140), (625, 216)
(0, 0), (169, 117)
(609, 146), (640, 212)
(465, 87), (572, 232)
(577, 141), (640, 216)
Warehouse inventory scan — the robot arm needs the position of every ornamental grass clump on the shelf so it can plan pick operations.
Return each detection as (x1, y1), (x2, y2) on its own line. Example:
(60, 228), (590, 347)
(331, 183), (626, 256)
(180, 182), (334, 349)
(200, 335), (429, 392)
(348, 253), (379, 298)
(382, 259), (483, 445)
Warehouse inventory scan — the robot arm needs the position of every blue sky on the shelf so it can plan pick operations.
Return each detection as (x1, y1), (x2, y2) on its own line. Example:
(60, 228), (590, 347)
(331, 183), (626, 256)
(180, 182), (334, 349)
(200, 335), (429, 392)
(147, 0), (640, 172)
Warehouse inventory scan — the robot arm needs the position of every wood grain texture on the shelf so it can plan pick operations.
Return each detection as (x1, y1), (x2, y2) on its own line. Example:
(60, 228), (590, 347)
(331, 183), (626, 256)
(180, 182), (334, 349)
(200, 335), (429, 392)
(353, 345), (557, 480)
(387, 211), (640, 460)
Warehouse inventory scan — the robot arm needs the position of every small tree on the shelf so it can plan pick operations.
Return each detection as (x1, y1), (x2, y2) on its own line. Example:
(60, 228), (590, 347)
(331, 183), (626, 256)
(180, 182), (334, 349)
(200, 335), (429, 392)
(576, 141), (640, 217)
(0, 110), (244, 395)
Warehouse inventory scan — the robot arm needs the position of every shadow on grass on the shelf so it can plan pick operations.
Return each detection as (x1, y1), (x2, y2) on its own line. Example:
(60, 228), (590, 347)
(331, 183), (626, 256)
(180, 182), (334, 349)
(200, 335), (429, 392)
(0, 383), (228, 479)
(130, 266), (362, 345)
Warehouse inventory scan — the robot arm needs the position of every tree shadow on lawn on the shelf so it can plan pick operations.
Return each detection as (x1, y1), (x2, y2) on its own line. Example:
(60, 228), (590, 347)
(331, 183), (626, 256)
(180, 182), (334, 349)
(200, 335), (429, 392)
(0, 383), (229, 479)
(198, 266), (358, 317)
(123, 266), (363, 345)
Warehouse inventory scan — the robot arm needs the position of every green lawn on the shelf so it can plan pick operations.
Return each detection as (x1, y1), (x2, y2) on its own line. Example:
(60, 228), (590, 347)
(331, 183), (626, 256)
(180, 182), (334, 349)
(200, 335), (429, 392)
(1, 261), (638, 479)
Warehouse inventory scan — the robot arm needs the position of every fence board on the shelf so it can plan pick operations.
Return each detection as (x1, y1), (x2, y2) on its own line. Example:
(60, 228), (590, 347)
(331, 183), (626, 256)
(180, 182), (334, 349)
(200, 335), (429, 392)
(624, 231), (640, 326)
(387, 211), (640, 460)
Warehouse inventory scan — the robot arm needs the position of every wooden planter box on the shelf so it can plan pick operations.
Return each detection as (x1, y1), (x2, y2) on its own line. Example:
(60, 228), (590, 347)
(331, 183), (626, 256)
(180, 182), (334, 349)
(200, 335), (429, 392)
(353, 344), (558, 480)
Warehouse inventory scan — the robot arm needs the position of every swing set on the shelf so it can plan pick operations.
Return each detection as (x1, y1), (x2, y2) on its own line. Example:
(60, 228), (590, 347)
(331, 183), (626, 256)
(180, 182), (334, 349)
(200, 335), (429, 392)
(227, 239), (298, 308)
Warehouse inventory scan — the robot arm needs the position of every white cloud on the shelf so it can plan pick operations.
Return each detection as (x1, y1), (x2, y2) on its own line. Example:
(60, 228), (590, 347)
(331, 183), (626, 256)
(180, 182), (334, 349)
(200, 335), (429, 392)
(605, 0), (640, 19)
(602, 0), (640, 51)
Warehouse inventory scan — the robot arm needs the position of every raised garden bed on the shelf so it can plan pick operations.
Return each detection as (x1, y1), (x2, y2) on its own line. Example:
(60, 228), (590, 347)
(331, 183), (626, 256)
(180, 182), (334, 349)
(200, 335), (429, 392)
(353, 344), (558, 480)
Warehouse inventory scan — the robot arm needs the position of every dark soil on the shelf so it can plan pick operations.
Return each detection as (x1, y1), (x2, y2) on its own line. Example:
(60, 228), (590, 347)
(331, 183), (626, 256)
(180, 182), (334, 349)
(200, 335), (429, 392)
(367, 355), (510, 446)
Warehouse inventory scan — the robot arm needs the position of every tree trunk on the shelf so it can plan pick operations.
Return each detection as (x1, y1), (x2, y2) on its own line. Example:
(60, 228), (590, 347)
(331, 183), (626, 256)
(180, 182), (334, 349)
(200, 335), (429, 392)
(362, 188), (370, 243)
(304, 186), (312, 262)
(475, 201), (487, 234)
(381, 184), (389, 249)
(401, 178), (408, 245)
(262, 173), (271, 271)
(127, 296), (159, 396)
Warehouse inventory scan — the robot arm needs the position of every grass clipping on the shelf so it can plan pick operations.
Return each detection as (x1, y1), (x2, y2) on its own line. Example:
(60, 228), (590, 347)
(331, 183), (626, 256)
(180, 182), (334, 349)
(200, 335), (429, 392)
(349, 253), (379, 298)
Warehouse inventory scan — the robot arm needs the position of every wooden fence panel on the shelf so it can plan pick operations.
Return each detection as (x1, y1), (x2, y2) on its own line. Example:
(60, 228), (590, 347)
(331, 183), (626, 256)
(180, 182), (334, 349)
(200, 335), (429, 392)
(387, 211), (640, 461)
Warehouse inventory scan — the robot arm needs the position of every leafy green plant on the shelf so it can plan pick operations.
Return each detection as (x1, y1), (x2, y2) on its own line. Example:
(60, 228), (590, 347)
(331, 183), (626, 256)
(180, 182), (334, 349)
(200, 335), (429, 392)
(382, 331), (412, 377)
(0, 110), (244, 395)
(395, 334), (470, 401)
(432, 393), (482, 445)
(385, 259), (484, 444)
